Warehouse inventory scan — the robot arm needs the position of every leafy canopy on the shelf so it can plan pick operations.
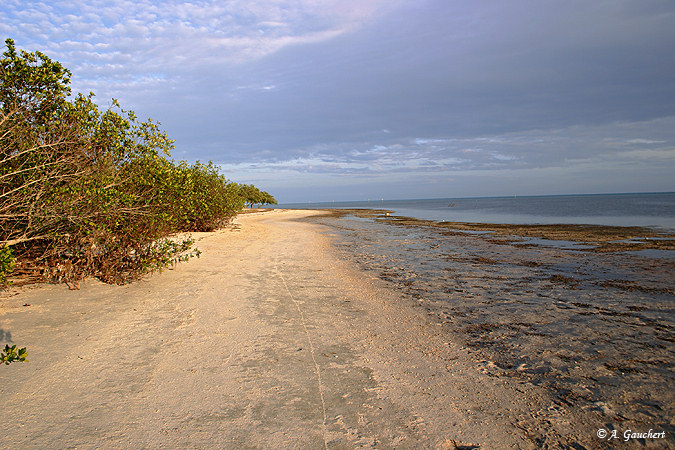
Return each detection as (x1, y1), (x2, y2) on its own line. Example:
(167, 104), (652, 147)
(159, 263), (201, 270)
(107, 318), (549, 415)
(1, 38), (275, 286)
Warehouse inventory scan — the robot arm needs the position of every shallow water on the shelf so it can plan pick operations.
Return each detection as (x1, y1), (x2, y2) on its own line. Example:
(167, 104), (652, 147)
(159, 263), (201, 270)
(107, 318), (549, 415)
(306, 213), (675, 443)
(280, 192), (675, 230)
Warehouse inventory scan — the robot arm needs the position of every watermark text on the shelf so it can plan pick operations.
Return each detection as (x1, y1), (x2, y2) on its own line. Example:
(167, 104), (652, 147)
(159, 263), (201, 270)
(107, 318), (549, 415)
(597, 428), (666, 442)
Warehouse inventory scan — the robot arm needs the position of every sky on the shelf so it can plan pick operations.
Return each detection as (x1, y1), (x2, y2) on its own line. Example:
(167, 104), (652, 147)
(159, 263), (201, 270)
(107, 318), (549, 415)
(2, 0), (674, 202)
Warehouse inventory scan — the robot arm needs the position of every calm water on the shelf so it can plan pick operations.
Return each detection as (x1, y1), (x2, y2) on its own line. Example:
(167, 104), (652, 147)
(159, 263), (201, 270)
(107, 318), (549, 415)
(279, 192), (675, 230)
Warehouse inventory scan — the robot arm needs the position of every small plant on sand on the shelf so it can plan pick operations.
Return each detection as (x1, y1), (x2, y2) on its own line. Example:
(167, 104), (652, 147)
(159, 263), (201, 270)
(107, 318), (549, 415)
(1, 344), (27, 365)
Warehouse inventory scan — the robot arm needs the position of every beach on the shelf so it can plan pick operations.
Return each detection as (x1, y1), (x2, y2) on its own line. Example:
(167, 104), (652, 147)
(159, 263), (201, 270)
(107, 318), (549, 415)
(309, 209), (674, 447)
(1, 209), (672, 448)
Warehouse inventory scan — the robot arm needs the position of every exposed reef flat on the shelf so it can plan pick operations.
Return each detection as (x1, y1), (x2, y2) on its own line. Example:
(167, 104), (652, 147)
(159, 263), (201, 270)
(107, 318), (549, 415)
(302, 208), (675, 447)
(314, 208), (675, 253)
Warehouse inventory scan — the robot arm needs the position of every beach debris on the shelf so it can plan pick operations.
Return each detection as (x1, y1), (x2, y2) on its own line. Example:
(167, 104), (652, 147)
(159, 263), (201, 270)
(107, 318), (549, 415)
(440, 439), (480, 449)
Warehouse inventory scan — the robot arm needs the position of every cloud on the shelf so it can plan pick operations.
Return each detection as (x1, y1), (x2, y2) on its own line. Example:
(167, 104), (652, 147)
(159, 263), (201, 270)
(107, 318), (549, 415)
(1, 0), (399, 98)
(3, 0), (674, 201)
(625, 139), (668, 145)
(217, 116), (675, 185)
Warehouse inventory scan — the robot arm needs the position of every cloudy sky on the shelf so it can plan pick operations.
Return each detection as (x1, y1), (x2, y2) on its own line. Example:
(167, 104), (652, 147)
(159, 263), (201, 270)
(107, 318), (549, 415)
(2, 0), (674, 202)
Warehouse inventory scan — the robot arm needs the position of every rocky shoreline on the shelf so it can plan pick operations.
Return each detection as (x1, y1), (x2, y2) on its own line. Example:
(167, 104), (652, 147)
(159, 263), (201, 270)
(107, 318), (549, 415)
(305, 209), (675, 447)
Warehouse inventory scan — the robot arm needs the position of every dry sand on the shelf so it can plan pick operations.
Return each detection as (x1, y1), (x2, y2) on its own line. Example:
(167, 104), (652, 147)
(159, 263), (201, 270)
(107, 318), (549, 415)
(1, 210), (593, 448)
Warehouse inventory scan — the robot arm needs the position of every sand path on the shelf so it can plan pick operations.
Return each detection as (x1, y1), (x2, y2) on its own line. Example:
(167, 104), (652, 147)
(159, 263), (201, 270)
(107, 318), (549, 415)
(0, 210), (541, 448)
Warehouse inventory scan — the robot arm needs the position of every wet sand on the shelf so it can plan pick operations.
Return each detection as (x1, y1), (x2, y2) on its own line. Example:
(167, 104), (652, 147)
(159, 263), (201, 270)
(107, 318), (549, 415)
(305, 209), (675, 448)
(0, 209), (671, 448)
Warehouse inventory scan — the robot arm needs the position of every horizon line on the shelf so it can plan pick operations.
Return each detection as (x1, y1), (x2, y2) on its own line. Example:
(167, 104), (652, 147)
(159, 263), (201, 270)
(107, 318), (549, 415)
(276, 190), (675, 205)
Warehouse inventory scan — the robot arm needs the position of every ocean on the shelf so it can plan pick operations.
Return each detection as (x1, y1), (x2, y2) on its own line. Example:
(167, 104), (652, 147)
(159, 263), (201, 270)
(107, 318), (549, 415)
(278, 192), (675, 230)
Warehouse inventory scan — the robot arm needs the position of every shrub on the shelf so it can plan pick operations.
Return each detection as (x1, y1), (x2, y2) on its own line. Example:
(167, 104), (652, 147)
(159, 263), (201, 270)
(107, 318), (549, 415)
(1, 39), (273, 287)
(238, 184), (278, 208)
(0, 245), (13, 283)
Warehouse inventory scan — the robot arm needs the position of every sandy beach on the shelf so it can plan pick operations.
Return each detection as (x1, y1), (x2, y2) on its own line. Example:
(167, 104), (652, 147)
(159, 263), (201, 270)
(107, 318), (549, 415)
(0, 209), (668, 448)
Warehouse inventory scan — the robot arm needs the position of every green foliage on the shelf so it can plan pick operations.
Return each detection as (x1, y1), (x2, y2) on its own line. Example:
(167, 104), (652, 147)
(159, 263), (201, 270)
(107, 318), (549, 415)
(0, 38), (71, 125)
(1, 344), (27, 365)
(237, 184), (277, 208)
(0, 245), (14, 283)
(152, 160), (245, 232)
(0, 39), (275, 286)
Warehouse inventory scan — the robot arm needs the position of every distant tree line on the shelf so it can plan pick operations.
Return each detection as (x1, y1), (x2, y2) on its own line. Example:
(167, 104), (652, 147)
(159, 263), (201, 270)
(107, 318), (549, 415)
(238, 184), (278, 208)
(0, 39), (276, 287)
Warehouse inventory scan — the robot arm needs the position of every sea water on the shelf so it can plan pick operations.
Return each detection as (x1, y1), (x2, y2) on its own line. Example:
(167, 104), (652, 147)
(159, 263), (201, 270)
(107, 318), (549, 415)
(279, 192), (675, 230)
